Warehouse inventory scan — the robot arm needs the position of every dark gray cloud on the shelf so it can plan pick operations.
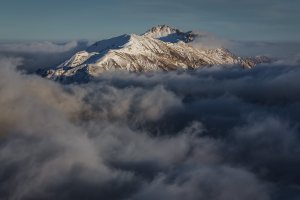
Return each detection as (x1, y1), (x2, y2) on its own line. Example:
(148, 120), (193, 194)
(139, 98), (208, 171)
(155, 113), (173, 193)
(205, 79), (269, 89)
(0, 55), (300, 200)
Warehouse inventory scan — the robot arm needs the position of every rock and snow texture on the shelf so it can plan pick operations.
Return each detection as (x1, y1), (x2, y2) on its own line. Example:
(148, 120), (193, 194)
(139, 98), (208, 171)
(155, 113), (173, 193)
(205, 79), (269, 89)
(42, 25), (269, 82)
(143, 24), (197, 43)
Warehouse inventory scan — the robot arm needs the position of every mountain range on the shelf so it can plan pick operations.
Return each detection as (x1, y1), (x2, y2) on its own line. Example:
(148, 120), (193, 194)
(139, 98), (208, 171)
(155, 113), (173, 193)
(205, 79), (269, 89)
(40, 25), (270, 83)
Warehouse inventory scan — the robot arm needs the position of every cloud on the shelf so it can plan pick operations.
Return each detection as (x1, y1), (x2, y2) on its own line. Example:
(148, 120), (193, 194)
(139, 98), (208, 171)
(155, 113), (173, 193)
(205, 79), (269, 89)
(0, 41), (84, 54)
(132, 166), (270, 200)
(189, 31), (230, 49)
(188, 33), (300, 60)
(0, 56), (300, 199)
(228, 41), (300, 58)
(0, 41), (90, 73)
(229, 117), (300, 183)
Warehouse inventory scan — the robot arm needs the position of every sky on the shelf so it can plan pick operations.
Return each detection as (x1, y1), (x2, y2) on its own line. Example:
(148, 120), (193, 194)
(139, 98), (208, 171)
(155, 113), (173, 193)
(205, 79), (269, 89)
(0, 0), (299, 41)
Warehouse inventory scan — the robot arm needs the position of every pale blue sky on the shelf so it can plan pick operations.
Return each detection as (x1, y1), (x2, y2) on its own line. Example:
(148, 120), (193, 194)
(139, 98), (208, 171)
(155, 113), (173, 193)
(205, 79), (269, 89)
(0, 0), (299, 41)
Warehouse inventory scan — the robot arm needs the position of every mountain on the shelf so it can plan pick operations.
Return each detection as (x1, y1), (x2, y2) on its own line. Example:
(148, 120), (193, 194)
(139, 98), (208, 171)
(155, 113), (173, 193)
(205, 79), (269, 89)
(40, 25), (270, 83)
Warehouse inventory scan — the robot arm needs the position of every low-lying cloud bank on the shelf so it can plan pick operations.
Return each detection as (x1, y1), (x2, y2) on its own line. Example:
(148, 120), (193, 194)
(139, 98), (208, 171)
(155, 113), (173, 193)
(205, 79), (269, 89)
(0, 56), (300, 200)
(189, 31), (300, 60)
(0, 41), (89, 73)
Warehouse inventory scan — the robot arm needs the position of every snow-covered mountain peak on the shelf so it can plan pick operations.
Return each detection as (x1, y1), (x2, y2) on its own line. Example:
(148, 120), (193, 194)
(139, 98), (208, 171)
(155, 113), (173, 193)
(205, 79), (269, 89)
(143, 25), (197, 43)
(143, 25), (179, 38)
(39, 26), (270, 83)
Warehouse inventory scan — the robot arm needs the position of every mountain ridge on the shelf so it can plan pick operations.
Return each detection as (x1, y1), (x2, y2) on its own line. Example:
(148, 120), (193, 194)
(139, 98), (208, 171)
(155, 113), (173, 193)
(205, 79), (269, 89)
(39, 25), (270, 83)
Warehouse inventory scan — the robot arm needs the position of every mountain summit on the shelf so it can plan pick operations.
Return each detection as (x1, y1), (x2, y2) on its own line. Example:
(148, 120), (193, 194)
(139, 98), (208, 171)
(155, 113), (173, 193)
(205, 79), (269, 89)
(143, 25), (197, 43)
(41, 25), (269, 83)
(144, 25), (178, 38)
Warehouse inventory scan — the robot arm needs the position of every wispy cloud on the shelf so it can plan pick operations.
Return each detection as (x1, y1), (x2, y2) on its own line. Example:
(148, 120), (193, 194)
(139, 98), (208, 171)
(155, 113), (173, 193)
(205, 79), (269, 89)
(0, 41), (90, 72)
(0, 41), (83, 53)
